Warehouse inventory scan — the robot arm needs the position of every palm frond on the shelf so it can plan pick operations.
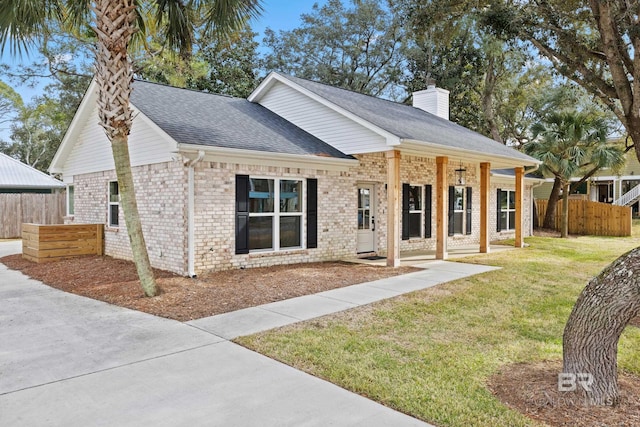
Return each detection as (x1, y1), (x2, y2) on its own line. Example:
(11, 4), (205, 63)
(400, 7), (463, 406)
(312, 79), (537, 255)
(0, 0), (62, 55)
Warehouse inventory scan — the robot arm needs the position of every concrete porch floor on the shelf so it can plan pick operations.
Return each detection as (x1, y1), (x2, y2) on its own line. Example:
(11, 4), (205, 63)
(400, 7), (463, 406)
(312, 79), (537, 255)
(347, 243), (518, 267)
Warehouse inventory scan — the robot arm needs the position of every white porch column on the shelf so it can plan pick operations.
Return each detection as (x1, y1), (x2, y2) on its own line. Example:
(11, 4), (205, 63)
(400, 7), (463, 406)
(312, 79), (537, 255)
(436, 156), (448, 259)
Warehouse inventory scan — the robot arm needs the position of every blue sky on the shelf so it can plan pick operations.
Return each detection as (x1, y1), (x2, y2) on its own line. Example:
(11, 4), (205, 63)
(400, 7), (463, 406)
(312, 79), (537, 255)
(0, 0), (326, 136)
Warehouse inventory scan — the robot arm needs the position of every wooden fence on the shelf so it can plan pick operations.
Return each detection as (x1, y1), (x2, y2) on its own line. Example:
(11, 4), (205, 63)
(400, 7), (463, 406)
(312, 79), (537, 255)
(0, 192), (66, 239)
(22, 223), (104, 263)
(536, 199), (632, 237)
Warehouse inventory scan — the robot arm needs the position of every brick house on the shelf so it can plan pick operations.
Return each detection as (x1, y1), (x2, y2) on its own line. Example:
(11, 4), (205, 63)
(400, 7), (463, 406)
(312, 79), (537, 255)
(50, 72), (540, 276)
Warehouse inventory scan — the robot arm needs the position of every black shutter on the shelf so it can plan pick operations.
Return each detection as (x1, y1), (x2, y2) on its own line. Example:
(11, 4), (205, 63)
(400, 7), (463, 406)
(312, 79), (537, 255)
(307, 178), (318, 249)
(235, 175), (250, 254)
(448, 186), (455, 236)
(465, 187), (472, 235)
(496, 188), (502, 232)
(425, 185), (432, 238)
(402, 183), (410, 240)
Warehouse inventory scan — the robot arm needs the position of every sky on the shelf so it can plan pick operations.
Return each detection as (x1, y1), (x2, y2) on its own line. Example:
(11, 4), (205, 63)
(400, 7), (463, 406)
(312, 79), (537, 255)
(0, 0), (327, 137)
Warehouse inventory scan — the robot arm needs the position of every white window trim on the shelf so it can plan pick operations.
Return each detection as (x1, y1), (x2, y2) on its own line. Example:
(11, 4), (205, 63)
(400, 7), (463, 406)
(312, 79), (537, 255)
(249, 177), (305, 253)
(66, 184), (75, 216)
(409, 184), (424, 238)
(453, 186), (466, 235)
(108, 181), (119, 228)
(500, 189), (516, 231)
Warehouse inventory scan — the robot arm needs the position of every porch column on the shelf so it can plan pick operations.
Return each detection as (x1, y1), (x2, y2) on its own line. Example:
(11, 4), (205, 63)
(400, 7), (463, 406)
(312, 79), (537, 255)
(386, 150), (401, 267)
(436, 156), (448, 259)
(515, 166), (525, 248)
(480, 162), (491, 253)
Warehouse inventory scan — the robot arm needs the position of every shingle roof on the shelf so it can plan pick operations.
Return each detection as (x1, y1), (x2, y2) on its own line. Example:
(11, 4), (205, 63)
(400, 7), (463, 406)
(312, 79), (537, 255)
(130, 80), (352, 160)
(0, 153), (65, 189)
(280, 74), (536, 163)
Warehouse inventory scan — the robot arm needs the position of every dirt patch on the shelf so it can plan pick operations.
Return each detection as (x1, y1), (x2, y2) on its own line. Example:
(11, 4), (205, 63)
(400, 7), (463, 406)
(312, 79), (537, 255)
(489, 360), (640, 426)
(0, 254), (419, 321)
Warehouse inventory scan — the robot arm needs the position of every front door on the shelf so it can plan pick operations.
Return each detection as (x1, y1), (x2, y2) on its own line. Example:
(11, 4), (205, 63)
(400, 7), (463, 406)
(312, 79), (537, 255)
(357, 184), (376, 253)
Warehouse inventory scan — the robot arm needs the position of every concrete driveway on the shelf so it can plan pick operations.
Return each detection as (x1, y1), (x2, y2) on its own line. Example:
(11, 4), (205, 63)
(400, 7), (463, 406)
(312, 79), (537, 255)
(0, 241), (430, 426)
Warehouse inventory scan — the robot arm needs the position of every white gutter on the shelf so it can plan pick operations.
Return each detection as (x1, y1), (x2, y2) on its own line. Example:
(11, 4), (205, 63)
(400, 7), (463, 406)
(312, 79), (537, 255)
(185, 150), (205, 277)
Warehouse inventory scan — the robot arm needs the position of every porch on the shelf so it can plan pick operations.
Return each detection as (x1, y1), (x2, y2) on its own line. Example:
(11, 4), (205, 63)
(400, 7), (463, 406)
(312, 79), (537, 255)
(347, 243), (518, 267)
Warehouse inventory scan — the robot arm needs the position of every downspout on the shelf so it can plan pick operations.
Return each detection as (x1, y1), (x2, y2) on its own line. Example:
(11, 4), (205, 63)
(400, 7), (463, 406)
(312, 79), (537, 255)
(186, 150), (205, 277)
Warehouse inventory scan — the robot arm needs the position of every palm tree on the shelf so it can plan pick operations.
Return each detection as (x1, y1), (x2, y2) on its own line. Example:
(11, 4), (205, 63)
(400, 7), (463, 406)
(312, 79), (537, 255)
(526, 112), (624, 237)
(0, 0), (262, 296)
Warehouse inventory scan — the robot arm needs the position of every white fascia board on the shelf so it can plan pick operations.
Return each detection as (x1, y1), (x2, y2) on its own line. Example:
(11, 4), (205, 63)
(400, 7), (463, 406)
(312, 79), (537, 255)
(177, 143), (359, 171)
(49, 78), (99, 173)
(491, 174), (544, 184)
(400, 139), (541, 169)
(249, 72), (401, 146)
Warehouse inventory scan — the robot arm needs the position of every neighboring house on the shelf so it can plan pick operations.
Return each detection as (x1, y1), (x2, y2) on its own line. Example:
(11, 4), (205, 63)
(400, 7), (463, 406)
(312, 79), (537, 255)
(0, 152), (65, 193)
(0, 153), (66, 238)
(50, 72), (540, 276)
(533, 140), (640, 217)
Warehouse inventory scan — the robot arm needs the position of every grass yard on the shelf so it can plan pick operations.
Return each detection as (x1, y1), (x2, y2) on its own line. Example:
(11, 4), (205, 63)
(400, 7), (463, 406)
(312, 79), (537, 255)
(237, 224), (640, 426)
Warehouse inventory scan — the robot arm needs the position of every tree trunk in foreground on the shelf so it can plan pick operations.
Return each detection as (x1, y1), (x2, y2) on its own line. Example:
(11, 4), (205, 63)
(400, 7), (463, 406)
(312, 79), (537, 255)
(543, 178), (562, 229)
(93, 0), (157, 296)
(560, 182), (569, 238)
(563, 247), (640, 406)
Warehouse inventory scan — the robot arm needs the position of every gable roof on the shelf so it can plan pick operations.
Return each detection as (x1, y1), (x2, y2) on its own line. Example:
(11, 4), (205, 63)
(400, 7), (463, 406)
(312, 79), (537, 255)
(250, 72), (539, 166)
(0, 153), (65, 190)
(130, 80), (352, 160)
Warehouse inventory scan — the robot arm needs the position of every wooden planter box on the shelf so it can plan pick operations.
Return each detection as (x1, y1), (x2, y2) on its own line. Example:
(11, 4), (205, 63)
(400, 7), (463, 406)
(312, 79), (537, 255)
(22, 223), (104, 263)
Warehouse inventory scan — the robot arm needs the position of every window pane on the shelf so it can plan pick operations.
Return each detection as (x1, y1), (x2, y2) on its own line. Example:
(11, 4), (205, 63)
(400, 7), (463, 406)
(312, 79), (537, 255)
(508, 191), (516, 210)
(358, 188), (370, 209)
(500, 190), (508, 210)
(500, 211), (508, 231)
(409, 186), (422, 210)
(409, 212), (421, 237)
(358, 209), (370, 229)
(280, 180), (301, 212)
(109, 204), (119, 227)
(453, 212), (463, 234)
(509, 211), (516, 230)
(68, 186), (75, 215)
(249, 178), (274, 213)
(280, 216), (301, 248)
(249, 216), (273, 250)
(454, 187), (464, 211)
(109, 181), (119, 203)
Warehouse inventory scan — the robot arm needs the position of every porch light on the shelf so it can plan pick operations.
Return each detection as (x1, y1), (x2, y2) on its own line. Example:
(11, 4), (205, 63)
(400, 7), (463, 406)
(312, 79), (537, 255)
(455, 162), (467, 185)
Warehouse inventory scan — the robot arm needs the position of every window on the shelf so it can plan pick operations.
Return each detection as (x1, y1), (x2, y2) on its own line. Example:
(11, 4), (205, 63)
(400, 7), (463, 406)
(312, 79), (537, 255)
(67, 185), (75, 216)
(408, 185), (422, 238)
(248, 178), (302, 251)
(449, 186), (472, 236)
(453, 187), (465, 235)
(499, 190), (516, 231)
(108, 181), (119, 227)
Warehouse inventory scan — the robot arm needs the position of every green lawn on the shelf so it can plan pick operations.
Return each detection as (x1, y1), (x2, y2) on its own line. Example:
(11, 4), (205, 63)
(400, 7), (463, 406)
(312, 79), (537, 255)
(237, 223), (640, 427)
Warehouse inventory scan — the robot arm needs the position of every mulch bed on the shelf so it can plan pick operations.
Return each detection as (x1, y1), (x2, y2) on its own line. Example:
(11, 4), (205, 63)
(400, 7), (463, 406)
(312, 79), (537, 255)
(0, 254), (418, 321)
(489, 361), (640, 426)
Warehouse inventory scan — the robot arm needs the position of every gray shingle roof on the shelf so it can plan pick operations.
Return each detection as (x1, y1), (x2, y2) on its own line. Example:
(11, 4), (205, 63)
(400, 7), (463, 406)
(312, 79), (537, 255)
(0, 153), (65, 190)
(280, 74), (537, 163)
(130, 80), (352, 160)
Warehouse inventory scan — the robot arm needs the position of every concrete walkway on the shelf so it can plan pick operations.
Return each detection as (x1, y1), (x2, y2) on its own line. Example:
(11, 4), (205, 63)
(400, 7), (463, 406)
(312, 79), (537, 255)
(0, 241), (498, 426)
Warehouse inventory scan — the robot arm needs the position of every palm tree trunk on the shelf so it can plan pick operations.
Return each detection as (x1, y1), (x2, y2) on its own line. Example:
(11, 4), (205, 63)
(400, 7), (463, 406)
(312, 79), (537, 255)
(92, 0), (157, 296)
(561, 182), (569, 238)
(543, 178), (562, 229)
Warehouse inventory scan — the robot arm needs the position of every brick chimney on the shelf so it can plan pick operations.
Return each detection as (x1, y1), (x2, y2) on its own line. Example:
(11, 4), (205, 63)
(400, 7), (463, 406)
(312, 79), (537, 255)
(412, 83), (450, 120)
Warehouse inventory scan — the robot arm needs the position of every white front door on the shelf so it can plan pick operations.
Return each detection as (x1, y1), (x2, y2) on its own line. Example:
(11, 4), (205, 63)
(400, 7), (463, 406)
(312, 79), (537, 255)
(357, 184), (376, 253)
